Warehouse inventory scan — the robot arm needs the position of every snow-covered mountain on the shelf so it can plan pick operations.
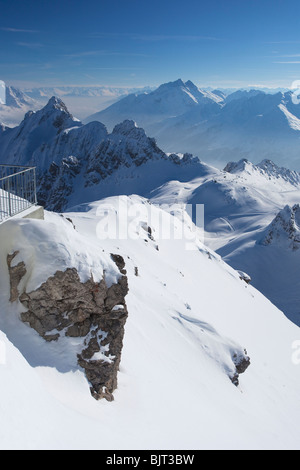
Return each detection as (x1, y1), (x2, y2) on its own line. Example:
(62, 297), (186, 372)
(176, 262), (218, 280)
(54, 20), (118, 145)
(219, 204), (300, 326)
(148, 157), (300, 326)
(1, 92), (300, 449)
(0, 96), (82, 167)
(85, 79), (300, 170)
(197, 162), (300, 326)
(5, 86), (36, 109)
(2, 97), (300, 326)
(0, 97), (203, 210)
(1, 198), (300, 449)
(84, 79), (223, 130)
(260, 204), (300, 249)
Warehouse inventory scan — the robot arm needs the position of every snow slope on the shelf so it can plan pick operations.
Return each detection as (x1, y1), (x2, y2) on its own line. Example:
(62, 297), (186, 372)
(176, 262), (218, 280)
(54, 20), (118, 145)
(23, 85), (155, 121)
(221, 204), (300, 325)
(149, 158), (300, 326)
(0, 199), (300, 450)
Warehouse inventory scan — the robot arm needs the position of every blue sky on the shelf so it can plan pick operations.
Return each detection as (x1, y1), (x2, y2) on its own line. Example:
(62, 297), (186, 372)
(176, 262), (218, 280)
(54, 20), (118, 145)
(1, 0), (300, 89)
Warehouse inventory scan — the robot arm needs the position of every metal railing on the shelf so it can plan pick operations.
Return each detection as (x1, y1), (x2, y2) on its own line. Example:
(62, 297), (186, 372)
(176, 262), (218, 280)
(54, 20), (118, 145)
(0, 165), (37, 222)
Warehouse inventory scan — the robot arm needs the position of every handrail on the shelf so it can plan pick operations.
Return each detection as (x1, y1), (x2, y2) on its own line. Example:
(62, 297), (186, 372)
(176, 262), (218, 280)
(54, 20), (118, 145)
(0, 167), (35, 182)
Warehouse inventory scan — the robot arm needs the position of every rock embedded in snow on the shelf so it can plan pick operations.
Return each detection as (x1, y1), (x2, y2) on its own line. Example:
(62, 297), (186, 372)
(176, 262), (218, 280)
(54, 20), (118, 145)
(7, 248), (129, 402)
(238, 271), (252, 284)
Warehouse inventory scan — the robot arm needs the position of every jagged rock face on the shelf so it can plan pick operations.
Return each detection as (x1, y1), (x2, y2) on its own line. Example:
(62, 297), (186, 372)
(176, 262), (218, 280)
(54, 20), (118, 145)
(7, 252), (129, 402)
(84, 120), (167, 186)
(38, 156), (81, 210)
(0, 96), (82, 167)
(0, 97), (202, 212)
(260, 204), (300, 250)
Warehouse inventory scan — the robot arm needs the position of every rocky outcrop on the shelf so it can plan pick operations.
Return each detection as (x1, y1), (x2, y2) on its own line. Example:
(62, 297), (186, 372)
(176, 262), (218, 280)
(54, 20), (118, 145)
(7, 252), (27, 303)
(259, 204), (300, 250)
(7, 251), (129, 402)
(231, 350), (251, 387)
(238, 270), (252, 284)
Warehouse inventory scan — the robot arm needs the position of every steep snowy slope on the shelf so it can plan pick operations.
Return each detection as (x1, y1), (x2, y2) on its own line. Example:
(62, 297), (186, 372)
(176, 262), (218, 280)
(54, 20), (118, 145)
(0, 200), (299, 449)
(0, 97), (82, 167)
(221, 204), (300, 326)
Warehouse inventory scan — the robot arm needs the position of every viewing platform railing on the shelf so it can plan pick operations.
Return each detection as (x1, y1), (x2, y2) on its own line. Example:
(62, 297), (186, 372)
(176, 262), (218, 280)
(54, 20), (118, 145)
(0, 165), (37, 223)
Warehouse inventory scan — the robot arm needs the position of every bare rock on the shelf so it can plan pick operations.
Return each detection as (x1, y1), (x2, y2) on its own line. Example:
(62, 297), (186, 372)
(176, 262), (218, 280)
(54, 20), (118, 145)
(7, 253), (129, 401)
(231, 349), (251, 386)
(7, 252), (27, 302)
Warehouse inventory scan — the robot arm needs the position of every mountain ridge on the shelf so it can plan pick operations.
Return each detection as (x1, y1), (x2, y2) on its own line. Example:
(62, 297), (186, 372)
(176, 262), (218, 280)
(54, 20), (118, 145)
(84, 79), (300, 170)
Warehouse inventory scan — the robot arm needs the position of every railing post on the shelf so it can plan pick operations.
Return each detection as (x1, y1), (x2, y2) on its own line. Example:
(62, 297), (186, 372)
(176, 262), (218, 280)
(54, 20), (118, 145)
(33, 167), (37, 205)
(7, 177), (12, 217)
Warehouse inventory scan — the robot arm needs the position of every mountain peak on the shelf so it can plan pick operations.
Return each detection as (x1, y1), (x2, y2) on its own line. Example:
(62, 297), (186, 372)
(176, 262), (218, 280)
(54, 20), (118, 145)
(5, 85), (34, 108)
(36, 96), (82, 129)
(185, 80), (199, 92)
(224, 158), (300, 187)
(169, 78), (185, 87)
(156, 79), (186, 91)
(257, 159), (300, 186)
(224, 159), (251, 173)
(112, 119), (141, 136)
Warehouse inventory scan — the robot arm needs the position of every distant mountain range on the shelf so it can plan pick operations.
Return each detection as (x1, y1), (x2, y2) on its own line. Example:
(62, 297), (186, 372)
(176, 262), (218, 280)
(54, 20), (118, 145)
(84, 79), (300, 170)
(0, 84), (155, 126)
(0, 86), (41, 127)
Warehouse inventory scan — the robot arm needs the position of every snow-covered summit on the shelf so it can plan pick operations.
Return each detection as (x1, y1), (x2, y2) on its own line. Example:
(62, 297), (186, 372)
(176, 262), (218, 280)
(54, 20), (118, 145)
(1, 198), (300, 449)
(112, 119), (141, 137)
(85, 79), (300, 169)
(224, 158), (254, 174)
(0, 96), (83, 167)
(0, 85), (43, 128)
(84, 79), (223, 130)
(0, 96), (206, 211)
(258, 159), (300, 186)
(224, 158), (300, 187)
